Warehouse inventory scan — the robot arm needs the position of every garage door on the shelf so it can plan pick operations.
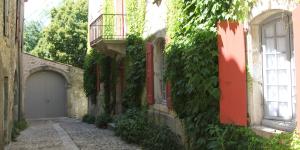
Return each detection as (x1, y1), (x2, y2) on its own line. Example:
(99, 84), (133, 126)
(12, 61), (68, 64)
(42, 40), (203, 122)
(25, 71), (67, 119)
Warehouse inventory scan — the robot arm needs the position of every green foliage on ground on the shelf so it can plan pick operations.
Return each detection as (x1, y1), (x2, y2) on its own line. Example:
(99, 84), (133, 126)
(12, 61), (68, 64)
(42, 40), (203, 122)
(122, 34), (146, 109)
(82, 114), (96, 124)
(95, 113), (112, 128)
(32, 0), (88, 68)
(11, 118), (28, 141)
(24, 21), (43, 53)
(115, 109), (183, 150)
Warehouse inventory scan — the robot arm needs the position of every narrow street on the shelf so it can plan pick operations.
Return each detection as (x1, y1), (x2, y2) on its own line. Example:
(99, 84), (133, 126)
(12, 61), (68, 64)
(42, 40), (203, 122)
(7, 118), (141, 150)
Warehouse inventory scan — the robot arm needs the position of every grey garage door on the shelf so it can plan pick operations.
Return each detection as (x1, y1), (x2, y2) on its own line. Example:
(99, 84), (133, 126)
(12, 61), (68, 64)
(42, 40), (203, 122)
(25, 71), (67, 119)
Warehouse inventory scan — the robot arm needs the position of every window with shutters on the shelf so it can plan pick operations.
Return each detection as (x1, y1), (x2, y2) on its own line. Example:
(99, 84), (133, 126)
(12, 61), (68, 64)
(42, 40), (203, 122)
(262, 14), (296, 122)
(3, 0), (9, 37)
(154, 38), (166, 105)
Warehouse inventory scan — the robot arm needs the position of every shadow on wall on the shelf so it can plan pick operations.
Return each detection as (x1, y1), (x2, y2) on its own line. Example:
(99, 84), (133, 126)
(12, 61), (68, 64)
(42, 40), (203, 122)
(217, 21), (248, 126)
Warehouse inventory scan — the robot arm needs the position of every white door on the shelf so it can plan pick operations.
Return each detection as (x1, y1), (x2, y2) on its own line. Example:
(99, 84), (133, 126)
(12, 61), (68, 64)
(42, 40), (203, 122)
(262, 15), (295, 120)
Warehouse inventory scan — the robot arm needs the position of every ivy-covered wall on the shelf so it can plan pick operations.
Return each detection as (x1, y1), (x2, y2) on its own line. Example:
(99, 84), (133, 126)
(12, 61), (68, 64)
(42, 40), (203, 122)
(165, 0), (258, 149)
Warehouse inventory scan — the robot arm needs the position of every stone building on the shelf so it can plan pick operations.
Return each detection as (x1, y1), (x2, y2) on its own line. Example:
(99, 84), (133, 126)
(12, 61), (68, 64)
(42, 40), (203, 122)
(88, 0), (184, 138)
(218, 0), (300, 136)
(0, 0), (25, 148)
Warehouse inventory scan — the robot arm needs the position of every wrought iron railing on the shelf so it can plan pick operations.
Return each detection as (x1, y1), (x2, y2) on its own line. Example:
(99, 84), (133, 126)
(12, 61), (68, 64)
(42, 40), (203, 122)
(90, 14), (126, 46)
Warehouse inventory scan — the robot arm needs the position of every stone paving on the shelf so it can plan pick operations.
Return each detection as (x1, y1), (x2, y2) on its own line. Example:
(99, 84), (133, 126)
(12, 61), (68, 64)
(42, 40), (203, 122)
(7, 117), (141, 150)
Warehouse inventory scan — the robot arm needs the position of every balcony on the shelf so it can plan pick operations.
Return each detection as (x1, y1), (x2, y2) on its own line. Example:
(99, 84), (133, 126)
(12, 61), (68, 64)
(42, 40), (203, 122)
(90, 14), (127, 56)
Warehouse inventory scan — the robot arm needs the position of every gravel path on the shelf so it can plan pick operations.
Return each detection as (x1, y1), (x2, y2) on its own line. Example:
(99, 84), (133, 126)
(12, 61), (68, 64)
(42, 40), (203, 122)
(7, 117), (141, 150)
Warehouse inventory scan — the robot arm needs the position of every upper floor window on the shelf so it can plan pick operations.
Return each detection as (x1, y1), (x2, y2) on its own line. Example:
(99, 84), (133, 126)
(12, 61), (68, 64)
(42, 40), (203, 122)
(3, 0), (9, 37)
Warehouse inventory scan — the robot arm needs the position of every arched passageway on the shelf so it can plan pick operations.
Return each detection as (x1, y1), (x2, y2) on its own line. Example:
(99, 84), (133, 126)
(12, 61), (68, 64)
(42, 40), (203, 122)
(24, 71), (67, 119)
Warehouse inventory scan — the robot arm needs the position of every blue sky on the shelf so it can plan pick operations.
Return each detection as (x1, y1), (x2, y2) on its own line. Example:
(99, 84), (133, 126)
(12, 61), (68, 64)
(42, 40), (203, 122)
(25, 0), (63, 26)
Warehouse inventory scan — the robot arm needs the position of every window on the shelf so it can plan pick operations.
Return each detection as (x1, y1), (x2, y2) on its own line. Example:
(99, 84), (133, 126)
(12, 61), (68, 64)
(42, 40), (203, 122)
(3, 77), (8, 130)
(262, 15), (295, 121)
(154, 38), (166, 105)
(3, 0), (9, 36)
(15, 0), (19, 42)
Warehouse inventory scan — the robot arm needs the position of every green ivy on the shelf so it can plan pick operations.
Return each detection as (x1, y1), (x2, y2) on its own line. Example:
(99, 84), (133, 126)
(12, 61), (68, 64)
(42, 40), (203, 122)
(166, 0), (257, 149)
(122, 34), (146, 109)
(83, 49), (102, 96)
(125, 0), (146, 34)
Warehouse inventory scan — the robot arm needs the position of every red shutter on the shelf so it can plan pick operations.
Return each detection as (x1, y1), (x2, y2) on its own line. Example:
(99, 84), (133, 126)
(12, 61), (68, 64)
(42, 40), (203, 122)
(146, 42), (154, 105)
(293, 6), (300, 131)
(217, 21), (247, 126)
(166, 81), (172, 110)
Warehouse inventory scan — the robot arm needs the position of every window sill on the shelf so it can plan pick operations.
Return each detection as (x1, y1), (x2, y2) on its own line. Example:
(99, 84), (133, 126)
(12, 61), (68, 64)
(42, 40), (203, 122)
(252, 125), (284, 138)
(262, 119), (296, 132)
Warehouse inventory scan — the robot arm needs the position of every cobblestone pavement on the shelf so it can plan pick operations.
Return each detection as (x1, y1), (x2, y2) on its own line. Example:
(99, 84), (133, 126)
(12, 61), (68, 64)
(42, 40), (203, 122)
(7, 117), (141, 150)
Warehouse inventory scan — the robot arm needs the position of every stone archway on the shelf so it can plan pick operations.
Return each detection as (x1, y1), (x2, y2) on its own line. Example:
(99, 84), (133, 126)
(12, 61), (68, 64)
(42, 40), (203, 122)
(24, 69), (69, 119)
(22, 53), (88, 119)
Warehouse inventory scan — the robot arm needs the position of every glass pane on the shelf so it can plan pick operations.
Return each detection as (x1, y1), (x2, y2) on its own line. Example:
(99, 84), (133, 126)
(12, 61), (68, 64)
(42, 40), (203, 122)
(278, 102), (291, 119)
(265, 101), (278, 117)
(276, 21), (287, 36)
(267, 85), (278, 100)
(265, 24), (275, 37)
(266, 70), (277, 85)
(266, 54), (276, 69)
(277, 37), (287, 53)
(278, 70), (289, 85)
(278, 86), (289, 100)
(266, 38), (275, 52)
(277, 54), (289, 69)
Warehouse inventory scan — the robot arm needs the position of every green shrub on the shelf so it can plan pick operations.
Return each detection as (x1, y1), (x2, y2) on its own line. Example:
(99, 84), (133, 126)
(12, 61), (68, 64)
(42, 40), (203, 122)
(115, 109), (148, 144)
(115, 109), (183, 150)
(143, 125), (183, 150)
(82, 114), (95, 124)
(95, 113), (112, 128)
(11, 118), (28, 141)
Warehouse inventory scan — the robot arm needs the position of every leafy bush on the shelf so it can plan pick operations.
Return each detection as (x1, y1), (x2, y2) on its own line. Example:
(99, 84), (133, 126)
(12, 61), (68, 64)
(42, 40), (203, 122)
(95, 113), (112, 128)
(143, 125), (183, 150)
(264, 131), (300, 150)
(82, 114), (95, 124)
(11, 119), (28, 141)
(115, 109), (148, 144)
(115, 109), (183, 150)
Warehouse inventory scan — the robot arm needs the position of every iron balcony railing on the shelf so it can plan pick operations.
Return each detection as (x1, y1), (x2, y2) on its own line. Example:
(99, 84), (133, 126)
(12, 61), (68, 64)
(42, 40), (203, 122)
(90, 14), (126, 46)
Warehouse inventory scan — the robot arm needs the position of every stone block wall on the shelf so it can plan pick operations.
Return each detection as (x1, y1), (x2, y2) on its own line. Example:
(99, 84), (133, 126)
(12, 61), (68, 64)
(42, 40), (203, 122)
(0, 0), (24, 148)
(22, 53), (88, 119)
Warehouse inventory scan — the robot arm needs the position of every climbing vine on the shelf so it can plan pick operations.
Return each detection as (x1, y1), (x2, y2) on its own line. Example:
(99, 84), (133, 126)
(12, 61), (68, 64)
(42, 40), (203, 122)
(122, 34), (146, 108)
(166, 0), (258, 149)
(125, 0), (146, 35)
(122, 0), (146, 109)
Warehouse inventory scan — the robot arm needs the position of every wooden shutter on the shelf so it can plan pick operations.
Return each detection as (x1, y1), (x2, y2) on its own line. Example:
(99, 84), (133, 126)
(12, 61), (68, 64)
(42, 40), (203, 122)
(217, 21), (247, 126)
(146, 42), (154, 105)
(293, 6), (300, 131)
(166, 81), (172, 109)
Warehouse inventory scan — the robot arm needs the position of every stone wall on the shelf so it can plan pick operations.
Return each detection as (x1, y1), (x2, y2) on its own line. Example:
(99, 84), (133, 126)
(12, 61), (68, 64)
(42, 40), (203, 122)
(0, 0), (24, 147)
(22, 53), (88, 119)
